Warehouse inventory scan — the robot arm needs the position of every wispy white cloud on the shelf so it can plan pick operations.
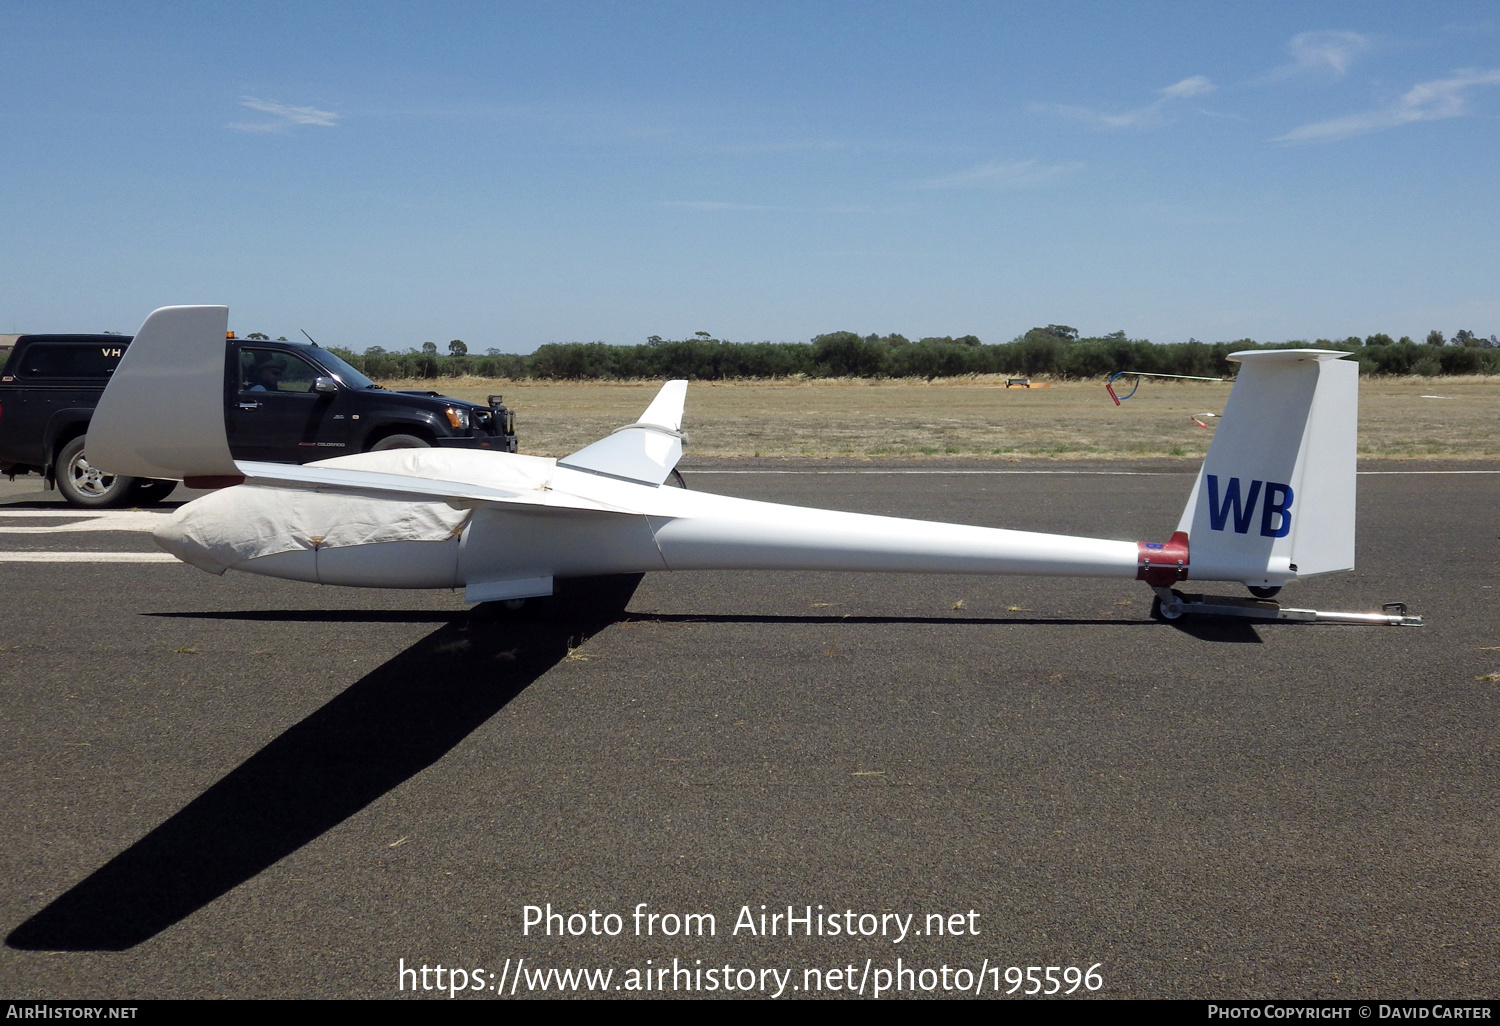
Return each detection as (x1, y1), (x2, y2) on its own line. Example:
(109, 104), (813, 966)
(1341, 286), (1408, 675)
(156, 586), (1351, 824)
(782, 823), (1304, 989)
(1286, 31), (1370, 75)
(1033, 76), (1215, 129)
(1252, 31), (1372, 85)
(1159, 75), (1215, 100)
(917, 158), (1084, 190)
(228, 97), (339, 132)
(1276, 68), (1500, 143)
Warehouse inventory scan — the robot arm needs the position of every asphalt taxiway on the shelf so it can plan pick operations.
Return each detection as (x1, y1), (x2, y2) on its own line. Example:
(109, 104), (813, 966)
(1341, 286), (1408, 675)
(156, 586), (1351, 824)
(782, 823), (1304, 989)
(1, 460), (1497, 999)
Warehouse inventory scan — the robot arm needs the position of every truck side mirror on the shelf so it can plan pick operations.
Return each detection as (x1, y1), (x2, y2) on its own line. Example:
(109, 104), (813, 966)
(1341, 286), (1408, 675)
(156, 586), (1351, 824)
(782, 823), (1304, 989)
(313, 376), (338, 394)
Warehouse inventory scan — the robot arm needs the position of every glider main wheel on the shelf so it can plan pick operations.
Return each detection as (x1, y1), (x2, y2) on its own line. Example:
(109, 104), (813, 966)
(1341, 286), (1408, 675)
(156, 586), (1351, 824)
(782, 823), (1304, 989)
(471, 596), (542, 623)
(369, 433), (431, 452)
(1150, 590), (1187, 622)
(55, 437), (135, 508)
(666, 468), (687, 488)
(1248, 585), (1282, 599)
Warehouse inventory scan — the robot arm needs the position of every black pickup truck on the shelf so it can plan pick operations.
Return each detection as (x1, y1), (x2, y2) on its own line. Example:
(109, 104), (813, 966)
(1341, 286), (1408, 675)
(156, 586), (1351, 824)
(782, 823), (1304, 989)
(0, 333), (518, 507)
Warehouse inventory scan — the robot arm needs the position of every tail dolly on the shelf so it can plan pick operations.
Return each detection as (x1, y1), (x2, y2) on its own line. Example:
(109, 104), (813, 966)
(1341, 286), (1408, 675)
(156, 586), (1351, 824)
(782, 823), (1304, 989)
(1136, 533), (1423, 626)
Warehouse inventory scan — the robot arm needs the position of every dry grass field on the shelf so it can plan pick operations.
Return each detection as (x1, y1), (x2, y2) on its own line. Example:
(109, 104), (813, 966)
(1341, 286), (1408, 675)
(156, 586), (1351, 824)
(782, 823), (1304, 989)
(380, 374), (1500, 459)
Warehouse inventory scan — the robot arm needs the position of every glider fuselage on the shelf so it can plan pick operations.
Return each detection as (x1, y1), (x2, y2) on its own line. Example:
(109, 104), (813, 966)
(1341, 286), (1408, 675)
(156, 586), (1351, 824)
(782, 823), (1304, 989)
(155, 449), (1142, 602)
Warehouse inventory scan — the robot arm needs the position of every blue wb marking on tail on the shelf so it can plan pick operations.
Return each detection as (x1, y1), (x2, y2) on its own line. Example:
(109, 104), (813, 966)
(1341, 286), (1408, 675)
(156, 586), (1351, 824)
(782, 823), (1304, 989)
(1206, 475), (1293, 538)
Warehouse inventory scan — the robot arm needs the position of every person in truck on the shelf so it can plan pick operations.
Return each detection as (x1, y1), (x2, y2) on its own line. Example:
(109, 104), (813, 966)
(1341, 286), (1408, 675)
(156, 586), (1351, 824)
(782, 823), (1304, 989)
(246, 355), (286, 392)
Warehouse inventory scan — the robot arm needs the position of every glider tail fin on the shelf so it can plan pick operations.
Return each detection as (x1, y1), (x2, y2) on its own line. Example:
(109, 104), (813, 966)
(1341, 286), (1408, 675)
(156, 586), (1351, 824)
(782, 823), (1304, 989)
(88, 305), (239, 483)
(1173, 349), (1357, 587)
(558, 379), (688, 486)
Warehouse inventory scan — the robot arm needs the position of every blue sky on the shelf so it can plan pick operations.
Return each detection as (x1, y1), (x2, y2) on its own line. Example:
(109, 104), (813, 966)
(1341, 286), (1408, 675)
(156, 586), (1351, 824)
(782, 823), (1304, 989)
(2, 2), (1497, 352)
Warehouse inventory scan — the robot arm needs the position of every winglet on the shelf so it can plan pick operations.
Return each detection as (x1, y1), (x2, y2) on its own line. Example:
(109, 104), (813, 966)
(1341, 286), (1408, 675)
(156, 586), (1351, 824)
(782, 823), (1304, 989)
(558, 379), (688, 485)
(636, 379), (687, 432)
(88, 306), (238, 481)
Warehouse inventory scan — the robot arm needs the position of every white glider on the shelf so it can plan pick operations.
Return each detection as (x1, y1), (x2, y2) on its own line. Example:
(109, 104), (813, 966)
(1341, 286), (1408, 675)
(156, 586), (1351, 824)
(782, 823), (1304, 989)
(88, 306), (1418, 624)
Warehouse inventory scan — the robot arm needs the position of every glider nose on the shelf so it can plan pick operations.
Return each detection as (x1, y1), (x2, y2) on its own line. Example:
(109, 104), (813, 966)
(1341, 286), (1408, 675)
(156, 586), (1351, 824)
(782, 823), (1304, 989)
(153, 502), (231, 575)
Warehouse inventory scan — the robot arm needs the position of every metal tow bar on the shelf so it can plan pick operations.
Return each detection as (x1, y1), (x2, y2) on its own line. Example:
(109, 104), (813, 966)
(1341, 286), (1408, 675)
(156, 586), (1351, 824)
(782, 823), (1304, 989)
(1152, 588), (1424, 626)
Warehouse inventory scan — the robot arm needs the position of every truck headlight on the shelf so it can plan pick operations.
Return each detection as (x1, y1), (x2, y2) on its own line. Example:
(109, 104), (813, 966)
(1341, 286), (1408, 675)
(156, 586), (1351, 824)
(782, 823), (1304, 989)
(444, 407), (469, 430)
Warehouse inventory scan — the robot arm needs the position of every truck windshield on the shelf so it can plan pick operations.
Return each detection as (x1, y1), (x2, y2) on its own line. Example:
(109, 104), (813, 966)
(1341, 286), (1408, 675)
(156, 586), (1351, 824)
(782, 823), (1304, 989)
(309, 349), (382, 390)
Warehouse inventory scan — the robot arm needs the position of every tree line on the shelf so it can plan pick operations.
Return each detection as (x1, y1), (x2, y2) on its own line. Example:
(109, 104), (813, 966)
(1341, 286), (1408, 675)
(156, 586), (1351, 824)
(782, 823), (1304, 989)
(326, 325), (1500, 381)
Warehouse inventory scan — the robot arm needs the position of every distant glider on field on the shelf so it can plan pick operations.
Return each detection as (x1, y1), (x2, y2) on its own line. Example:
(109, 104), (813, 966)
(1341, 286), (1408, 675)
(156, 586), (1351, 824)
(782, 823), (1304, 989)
(88, 307), (1419, 625)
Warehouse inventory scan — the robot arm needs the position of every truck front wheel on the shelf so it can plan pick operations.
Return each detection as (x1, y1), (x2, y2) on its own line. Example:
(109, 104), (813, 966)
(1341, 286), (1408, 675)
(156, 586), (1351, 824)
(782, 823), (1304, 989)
(56, 437), (136, 508)
(129, 479), (178, 504)
(368, 433), (431, 452)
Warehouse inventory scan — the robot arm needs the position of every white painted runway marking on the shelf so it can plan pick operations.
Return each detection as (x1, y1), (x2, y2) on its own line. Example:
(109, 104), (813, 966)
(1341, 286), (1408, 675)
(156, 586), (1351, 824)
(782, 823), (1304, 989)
(0, 551), (179, 563)
(0, 510), (170, 533)
(0, 509), (170, 517)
